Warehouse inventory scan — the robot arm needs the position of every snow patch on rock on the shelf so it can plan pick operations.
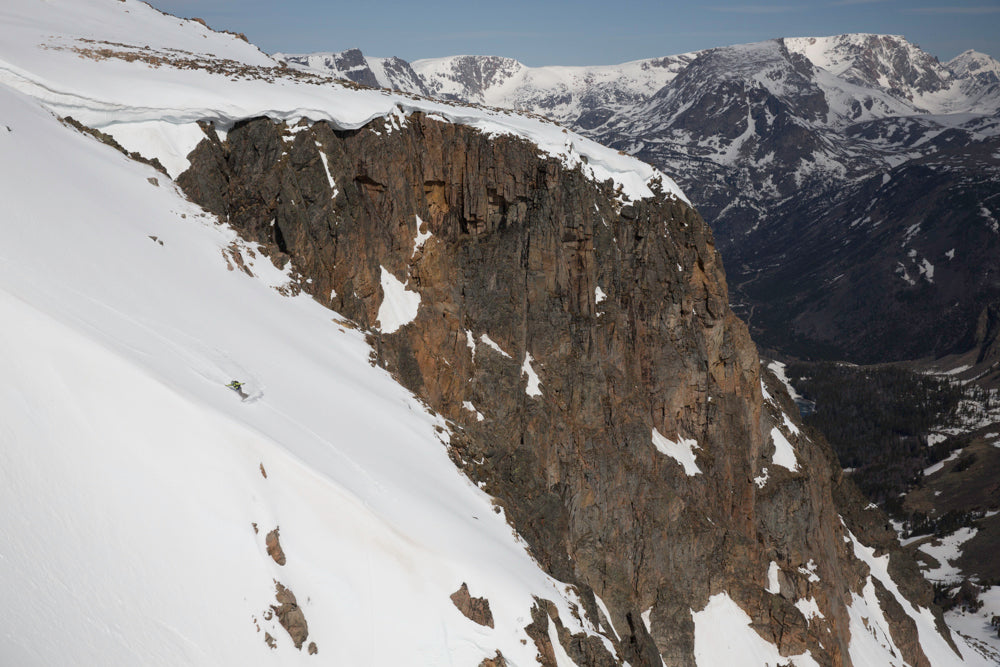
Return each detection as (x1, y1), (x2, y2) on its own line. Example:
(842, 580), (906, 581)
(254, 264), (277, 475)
(377, 266), (420, 333)
(480, 334), (511, 358)
(771, 427), (799, 471)
(693, 593), (821, 667)
(522, 352), (542, 398)
(766, 561), (781, 594)
(652, 428), (701, 475)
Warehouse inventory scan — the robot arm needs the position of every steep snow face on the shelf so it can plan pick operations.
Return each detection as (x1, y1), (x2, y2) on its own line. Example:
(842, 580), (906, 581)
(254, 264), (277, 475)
(0, 76), (604, 665)
(0, 0), (686, 204)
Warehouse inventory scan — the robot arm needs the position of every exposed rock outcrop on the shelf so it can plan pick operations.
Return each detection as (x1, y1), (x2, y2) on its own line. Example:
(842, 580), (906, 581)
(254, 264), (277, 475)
(265, 528), (286, 566)
(271, 581), (309, 650)
(526, 598), (619, 666)
(275, 40), (1000, 364)
(178, 111), (949, 665)
(479, 651), (507, 667)
(450, 583), (494, 628)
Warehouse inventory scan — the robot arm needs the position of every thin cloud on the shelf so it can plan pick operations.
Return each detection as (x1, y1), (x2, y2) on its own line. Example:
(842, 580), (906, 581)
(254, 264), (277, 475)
(906, 6), (1000, 14)
(830, 0), (891, 5)
(422, 30), (552, 41)
(708, 5), (802, 13)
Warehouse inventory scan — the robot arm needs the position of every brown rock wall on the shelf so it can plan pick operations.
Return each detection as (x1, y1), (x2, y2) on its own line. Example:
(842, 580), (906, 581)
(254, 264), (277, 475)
(177, 111), (944, 666)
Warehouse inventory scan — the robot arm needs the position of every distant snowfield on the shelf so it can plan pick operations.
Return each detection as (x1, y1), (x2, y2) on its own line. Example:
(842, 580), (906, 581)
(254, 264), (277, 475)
(0, 75), (600, 665)
(0, 0), (687, 204)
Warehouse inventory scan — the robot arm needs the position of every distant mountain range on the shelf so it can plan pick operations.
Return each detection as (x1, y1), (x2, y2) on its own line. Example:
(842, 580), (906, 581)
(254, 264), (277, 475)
(277, 35), (1000, 363)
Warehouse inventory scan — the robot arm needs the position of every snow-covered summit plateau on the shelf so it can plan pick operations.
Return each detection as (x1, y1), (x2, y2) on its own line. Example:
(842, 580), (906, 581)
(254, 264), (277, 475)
(0, 0), (685, 202)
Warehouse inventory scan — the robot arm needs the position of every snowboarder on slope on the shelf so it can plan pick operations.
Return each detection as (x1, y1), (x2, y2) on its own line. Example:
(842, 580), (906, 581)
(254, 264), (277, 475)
(227, 380), (248, 399)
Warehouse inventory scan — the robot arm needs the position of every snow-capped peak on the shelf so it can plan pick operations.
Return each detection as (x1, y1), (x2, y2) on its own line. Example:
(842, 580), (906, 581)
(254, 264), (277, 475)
(785, 33), (952, 101)
(412, 54), (527, 102)
(947, 49), (1000, 85)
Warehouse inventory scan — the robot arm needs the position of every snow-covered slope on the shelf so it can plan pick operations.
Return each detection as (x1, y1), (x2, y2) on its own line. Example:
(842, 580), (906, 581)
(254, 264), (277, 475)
(0, 70), (621, 665)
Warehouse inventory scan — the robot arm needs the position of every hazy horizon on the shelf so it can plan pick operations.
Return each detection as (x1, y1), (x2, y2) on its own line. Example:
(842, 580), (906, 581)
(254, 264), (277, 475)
(147, 0), (998, 67)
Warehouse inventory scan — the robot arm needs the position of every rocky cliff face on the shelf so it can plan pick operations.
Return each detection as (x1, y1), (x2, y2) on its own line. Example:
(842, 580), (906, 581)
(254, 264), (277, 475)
(177, 112), (952, 665)
(276, 38), (1000, 364)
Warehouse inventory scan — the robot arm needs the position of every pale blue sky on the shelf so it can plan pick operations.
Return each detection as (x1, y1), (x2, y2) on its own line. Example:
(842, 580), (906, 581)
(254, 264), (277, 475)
(148, 0), (999, 66)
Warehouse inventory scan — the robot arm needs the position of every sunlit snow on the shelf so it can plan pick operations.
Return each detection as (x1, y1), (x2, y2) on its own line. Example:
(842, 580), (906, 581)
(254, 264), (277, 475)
(652, 428), (701, 475)
(770, 427), (799, 471)
(766, 561), (781, 594)
(522, 352), (543, 398)
(480, 334), (512, 358)
(693, 593), (820, 667)
(377, 266), (421, 333)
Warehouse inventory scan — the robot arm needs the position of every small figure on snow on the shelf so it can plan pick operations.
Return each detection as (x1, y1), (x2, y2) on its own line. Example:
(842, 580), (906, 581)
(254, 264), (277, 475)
(227, 380), (248, 399)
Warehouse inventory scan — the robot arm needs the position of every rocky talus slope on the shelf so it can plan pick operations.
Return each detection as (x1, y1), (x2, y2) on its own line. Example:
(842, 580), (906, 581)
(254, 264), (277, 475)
(177, 112), (954, 665)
